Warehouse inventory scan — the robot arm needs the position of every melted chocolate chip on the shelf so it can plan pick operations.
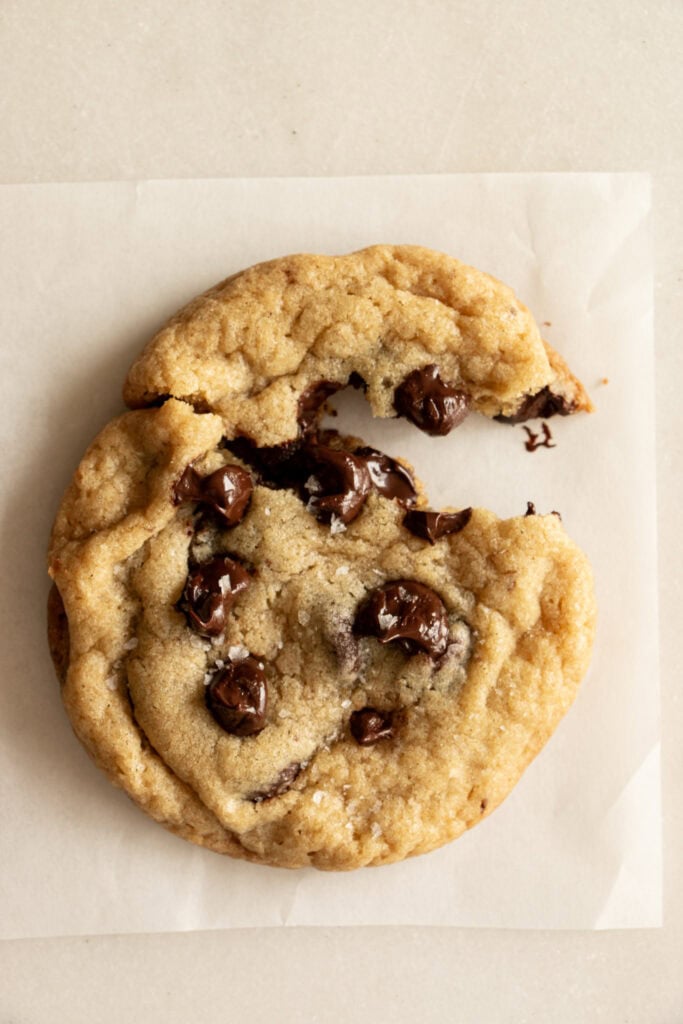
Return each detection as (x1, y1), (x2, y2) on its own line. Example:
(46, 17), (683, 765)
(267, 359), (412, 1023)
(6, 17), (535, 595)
(354, 447), (417, 505)
(403, 507), (472, 544)
(354, 580), (450, 658)
(173, 465), (204, 503)
(205, 657), (267, 736)
(173, 463), (253, 527)
(298, 381), (343, 433)
(394, 365), (470, 436)
(350, 707), (394, 746)
(225, 432), (417, 522)
(181, 556), (250, 637)
(495, 387), (575, 424)
(249, 762), (303, 802)
(304, 442), (372, 524)
(224, 436), (309, 490)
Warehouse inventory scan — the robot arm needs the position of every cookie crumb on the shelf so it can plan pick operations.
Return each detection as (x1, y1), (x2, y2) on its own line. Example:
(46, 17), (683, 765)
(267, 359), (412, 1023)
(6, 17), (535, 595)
(312, 790), (325, 805)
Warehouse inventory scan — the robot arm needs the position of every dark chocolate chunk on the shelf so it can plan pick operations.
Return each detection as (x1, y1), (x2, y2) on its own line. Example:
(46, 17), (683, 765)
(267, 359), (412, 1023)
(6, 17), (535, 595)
(249, 762), (303, 802)
(354, 580), (450, 658)
(394, 365), (470, 436)
(350, 707), (394, 746)
(403, 507), (472, 544)
(205, 656), (267, 736)
(298, 381), (343, 433)
(354, 447), (417, 505)
(495, 387), (575, 424)
(174, 463), (253, 527)
(181, 555), (250, 637)
(303, 442), (372, 524)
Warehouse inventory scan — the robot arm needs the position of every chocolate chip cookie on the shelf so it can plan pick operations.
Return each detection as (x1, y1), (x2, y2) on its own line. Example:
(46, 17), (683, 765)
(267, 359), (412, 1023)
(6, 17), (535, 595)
(48, 245), (596, 869)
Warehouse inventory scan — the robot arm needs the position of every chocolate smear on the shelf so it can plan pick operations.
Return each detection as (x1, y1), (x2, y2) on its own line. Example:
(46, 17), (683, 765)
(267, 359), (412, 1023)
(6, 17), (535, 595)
(523, 422), (556, 452)
(403, 507), (472, 544)
(205, 656), (267, 736)
(394, 365), (469, 436)
(181, 555), (250, 637)
(350, 707), (394, 746)
(354, 580), (450, 658)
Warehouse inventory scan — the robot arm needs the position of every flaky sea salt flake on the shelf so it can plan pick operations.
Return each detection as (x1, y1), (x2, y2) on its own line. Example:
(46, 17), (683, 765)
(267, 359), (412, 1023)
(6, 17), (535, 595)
(329, 515), (346, 535)
(227, 645), (249, 662)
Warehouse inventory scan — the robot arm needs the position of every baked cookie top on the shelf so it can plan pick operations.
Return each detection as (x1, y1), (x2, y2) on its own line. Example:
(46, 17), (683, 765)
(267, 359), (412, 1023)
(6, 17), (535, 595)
(48, 395), (596, 869)
(123, 245), (592, 445)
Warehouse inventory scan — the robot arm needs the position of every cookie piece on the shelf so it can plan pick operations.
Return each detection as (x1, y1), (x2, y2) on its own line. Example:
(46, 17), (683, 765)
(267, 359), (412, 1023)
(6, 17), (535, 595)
(48, 398), (596, 869)
(123, 245), (592, 446)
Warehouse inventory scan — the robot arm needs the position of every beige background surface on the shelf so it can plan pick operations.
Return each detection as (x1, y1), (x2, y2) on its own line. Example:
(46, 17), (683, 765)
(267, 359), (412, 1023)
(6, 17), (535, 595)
(1, 1), (681, 1020)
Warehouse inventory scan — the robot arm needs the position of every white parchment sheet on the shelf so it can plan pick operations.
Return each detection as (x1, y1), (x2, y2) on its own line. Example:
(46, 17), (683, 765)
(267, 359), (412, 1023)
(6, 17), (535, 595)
(0, 175), (659, 937)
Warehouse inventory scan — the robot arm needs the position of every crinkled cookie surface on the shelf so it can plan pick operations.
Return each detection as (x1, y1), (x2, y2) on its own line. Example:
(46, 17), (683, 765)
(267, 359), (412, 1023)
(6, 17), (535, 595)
(48, 246), (596, 870)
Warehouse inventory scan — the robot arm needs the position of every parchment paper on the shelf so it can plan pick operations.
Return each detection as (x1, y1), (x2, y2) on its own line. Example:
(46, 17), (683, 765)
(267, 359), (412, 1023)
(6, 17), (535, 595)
(0, 174), (660, 938)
